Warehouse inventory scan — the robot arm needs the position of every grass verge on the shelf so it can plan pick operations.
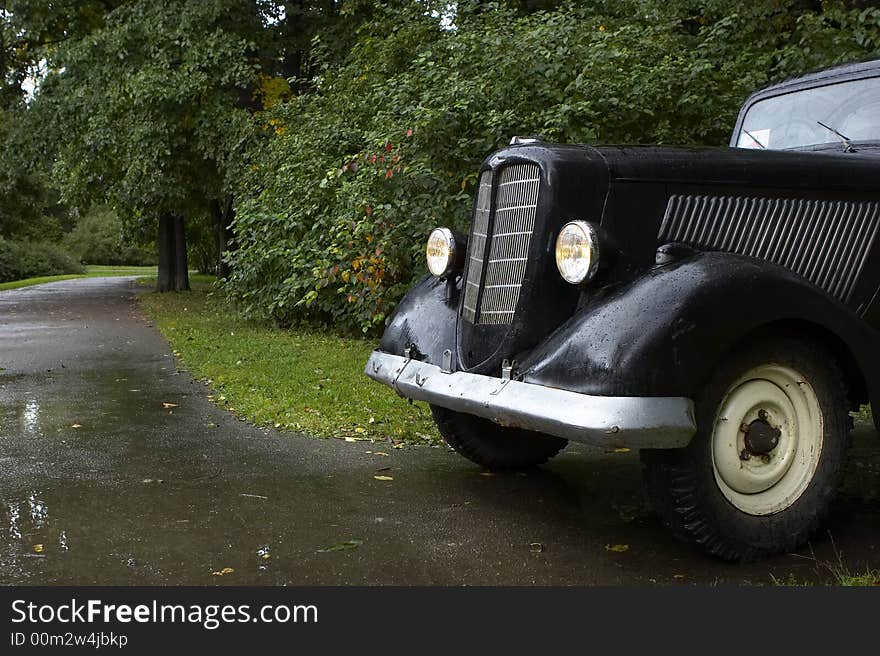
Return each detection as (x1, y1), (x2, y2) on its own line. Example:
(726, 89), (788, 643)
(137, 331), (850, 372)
(0, 265), (158, 291)
(138, 280), (440, 444)
(836, 570), (880, 586)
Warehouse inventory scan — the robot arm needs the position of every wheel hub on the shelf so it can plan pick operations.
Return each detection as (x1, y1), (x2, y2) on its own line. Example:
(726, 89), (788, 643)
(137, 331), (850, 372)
(743, 411), (781, 456)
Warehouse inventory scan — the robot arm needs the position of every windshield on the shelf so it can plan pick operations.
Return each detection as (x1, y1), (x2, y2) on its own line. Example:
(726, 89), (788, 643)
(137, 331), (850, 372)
(738, 75), (880, 150)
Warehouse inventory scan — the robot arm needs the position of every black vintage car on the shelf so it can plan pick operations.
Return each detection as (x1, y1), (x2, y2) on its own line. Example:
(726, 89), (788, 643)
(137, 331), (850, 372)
(365, 59), (880, 560)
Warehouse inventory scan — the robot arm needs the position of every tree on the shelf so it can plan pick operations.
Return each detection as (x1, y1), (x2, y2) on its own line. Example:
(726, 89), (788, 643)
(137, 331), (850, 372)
(18, 0), (263, 290)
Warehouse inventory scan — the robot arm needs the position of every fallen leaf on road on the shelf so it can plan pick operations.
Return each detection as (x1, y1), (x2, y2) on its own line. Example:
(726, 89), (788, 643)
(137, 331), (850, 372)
(479, 471), (495, 477)
(373, 475), (393, 481)
(529, 542), (545, 553)
(317, 539), (363, 553)
(344, 437), (357, 442)
(613, 447), (631, 453)
(372, 451), (389, 456)
(70, 423), (82, 429)
(673, 574), (685, 580)
(605, 543), (630, 553)
(162, 402), (178, 408)
(212, 567), (235, 576)
(33, 544), (44, 553)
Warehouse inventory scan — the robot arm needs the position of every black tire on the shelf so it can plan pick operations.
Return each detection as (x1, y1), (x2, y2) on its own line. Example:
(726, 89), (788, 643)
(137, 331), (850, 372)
(430, 405), (567, 470)
(641, 337), (850, 562)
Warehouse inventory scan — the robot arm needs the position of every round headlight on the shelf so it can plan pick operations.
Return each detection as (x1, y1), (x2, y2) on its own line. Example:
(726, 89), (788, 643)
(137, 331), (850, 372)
(555, 221), (600, 285)
(426, 227), (457, 277)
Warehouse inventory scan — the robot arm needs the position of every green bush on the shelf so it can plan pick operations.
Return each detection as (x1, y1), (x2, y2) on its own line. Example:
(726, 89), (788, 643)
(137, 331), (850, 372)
(226, 1), (880, 334)
(0, 238), (85, 283)
(64, 206), (156, 266)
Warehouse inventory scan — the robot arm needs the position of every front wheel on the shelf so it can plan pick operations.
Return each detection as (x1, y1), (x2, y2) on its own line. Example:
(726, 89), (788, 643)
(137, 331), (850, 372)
(430, 405), (567, 470)
(642, 337), (850, 561)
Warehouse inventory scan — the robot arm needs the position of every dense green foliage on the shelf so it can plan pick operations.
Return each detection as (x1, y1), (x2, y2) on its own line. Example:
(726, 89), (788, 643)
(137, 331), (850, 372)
(4, 1), (880, 326)
(0, 237), (84, 282)
(226, 0), (880, 333)
(64, 206), (156, 266)
(24, 0), (259, 230)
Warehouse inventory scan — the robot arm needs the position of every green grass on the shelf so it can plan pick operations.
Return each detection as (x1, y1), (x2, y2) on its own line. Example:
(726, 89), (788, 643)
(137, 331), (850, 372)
(836, 570), (880, 586)
(138, 280), (440, 444)
(772, 568), (880, 587)
(0, 265), (158, 291)
(136, 273), (217, 288)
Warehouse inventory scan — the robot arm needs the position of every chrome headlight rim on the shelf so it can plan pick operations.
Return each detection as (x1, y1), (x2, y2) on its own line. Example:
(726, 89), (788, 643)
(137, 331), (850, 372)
(426, 227), (459, 278)
(555, 220), (600, 285)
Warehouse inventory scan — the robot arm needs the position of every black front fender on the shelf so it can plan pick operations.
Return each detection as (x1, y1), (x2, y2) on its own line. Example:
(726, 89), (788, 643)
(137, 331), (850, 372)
(378, 274), (458, 366)
(519, 252), (879, 401)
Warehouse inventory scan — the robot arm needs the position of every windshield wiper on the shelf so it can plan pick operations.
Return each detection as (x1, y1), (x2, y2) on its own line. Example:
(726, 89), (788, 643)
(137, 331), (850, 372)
(817, 120), (857, 153)
(742, 129), (766, 149)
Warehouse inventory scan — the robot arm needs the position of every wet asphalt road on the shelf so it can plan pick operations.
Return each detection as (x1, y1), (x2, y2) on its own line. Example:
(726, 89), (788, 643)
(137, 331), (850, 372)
(1, 277), (878, 585)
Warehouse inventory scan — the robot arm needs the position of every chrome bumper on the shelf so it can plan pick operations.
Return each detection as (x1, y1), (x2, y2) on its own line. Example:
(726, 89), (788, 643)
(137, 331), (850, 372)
(365, 351), (696, 449)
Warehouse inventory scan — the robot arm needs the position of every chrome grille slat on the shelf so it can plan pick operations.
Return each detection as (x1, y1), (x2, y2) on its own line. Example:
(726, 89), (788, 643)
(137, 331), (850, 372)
(478, 164), (541, 325)
(659, 194), (880, 303)
(461, 171), (493, 322)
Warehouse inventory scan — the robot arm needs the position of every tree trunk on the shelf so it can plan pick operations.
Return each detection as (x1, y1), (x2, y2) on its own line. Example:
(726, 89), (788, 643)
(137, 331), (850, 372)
(173, 215), (190, 291)
(156, 214), (175, 292)
(210, 196), (235, 280)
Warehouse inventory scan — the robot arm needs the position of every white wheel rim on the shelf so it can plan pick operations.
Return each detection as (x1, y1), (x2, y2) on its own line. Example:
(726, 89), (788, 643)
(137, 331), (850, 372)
(711, 364), (823, 516)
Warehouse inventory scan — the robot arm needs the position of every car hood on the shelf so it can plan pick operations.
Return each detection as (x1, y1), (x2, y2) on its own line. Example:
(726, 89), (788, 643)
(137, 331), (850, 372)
(587, 144), (879, 191)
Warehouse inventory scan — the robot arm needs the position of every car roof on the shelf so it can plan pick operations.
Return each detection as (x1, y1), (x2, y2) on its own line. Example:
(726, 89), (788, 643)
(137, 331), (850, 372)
(751, 58), (880, 97)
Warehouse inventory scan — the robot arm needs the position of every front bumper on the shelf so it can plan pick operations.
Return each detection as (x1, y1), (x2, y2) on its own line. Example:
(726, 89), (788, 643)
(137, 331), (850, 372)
(365, 351), (696, 449)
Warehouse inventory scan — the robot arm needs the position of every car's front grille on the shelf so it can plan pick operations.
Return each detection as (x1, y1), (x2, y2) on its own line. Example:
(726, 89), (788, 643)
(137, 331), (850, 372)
(461, 164), (541, 325)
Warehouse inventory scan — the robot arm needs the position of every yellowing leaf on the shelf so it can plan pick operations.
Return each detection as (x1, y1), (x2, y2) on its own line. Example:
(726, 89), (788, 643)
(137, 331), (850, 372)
(605, 543), (630, 553)
(33, 544), (44, 553)
(373, 475), (393, 481)
(613, 447), (631, 453)
(354, 427), (366, 434)
(211, 567), (235, 576)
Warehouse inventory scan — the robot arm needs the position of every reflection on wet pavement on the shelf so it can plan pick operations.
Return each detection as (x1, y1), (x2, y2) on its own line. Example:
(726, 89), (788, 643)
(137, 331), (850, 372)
(1, 277), (879, 585)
